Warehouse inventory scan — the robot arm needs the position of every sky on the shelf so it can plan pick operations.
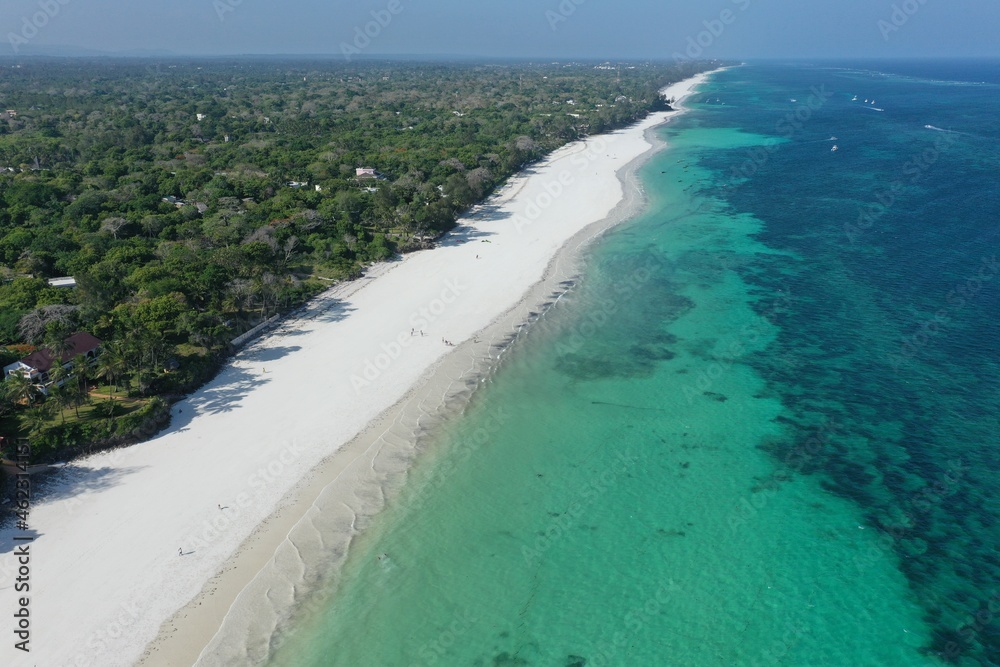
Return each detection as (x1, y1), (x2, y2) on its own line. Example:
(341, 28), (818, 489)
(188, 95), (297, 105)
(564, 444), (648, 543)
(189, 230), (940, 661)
(0, 0), (998, 60)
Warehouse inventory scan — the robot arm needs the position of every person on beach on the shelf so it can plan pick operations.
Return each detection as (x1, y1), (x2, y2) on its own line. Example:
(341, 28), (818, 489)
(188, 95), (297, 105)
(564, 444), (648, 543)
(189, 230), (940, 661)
(178, 548), (183, 556)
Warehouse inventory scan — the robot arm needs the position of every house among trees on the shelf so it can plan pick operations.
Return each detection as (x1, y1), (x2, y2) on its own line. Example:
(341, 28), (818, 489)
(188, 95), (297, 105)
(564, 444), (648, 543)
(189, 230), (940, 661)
(47, 277), (78, 289)
(355, 167), (379, 180)
(3, 332), (102, 395)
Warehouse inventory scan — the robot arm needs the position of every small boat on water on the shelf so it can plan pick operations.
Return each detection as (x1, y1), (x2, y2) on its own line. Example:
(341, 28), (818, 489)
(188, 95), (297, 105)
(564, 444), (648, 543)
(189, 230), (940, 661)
(831, 145), (839, 152)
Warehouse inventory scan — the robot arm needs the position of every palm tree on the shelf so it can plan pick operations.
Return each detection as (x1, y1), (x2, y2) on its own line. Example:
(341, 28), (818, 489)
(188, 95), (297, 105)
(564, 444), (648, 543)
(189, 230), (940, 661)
(71, 381), (90, 419)
(46, 365), (70, 423)
(61, 356), (91, 420)
(49, 383), (73, 425)
(44, 331), (73, 369)
(122, 329), (146, 393)
(124, 334), (147, 396)
(130, 330), (168, 397)
(22, 402), (54, 438)
(47, 361), (68, 389)
(71, 354), (91, 397)
(3, 373), (36, 406)
(95, 348), (125, 400)
(146, 333), (169, 381)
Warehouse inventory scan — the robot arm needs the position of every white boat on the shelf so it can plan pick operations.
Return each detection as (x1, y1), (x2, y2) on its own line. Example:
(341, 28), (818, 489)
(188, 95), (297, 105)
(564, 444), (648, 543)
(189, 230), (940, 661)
(852, 95), (858, 101)
(831, 145), (839, 152)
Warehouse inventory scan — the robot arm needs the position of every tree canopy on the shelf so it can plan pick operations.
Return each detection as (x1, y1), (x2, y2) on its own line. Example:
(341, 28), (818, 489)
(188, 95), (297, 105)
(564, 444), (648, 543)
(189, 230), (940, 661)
(0, 57), (713, 429)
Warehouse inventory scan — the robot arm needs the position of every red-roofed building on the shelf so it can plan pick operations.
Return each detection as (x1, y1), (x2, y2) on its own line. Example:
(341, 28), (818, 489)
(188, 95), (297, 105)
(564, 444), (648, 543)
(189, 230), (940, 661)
(3, 332), (102, 394)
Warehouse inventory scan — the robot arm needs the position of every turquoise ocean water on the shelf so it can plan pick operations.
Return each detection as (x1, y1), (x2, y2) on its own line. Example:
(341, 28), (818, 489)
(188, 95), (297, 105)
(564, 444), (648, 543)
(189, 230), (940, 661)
(267, 62), (1000, 666)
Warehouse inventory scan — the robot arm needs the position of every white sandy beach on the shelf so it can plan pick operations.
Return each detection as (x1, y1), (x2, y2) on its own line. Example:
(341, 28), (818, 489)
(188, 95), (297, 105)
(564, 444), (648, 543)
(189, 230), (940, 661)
(0, 70), (718, 667)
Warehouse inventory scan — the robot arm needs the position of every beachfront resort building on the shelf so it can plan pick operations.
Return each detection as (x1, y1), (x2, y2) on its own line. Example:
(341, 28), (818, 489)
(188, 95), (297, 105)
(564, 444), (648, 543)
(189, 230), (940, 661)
(3, 332), (102, 396)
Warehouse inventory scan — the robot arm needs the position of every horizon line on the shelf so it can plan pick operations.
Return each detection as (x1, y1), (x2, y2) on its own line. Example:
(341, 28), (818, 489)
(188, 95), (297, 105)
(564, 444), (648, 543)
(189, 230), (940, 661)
(0, 51), (998, 62)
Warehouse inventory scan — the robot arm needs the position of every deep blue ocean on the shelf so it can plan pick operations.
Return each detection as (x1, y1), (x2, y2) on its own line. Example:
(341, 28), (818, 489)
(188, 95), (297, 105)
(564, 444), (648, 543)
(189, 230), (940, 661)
(265, 61), (1000, 666)
(698, 60), (1000, 665)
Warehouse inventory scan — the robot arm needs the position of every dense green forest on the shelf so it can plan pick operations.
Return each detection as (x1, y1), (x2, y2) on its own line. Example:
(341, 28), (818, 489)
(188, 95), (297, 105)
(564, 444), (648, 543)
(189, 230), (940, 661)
(0, 57), (711, 458)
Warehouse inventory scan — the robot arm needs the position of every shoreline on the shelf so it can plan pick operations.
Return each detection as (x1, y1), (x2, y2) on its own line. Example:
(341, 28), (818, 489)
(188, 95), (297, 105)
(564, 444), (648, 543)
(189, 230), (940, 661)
(171, 70), (722, 666)
(0, 69), (722, 667)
